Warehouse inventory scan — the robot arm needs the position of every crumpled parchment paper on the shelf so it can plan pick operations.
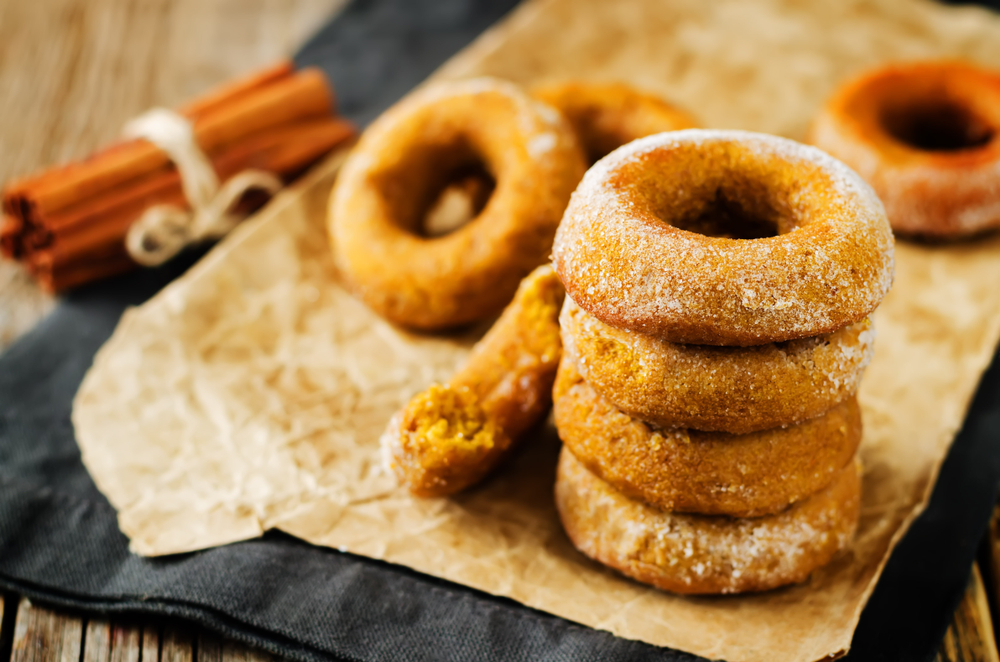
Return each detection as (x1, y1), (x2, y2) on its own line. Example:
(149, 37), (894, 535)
(73, 1), (1000, 660)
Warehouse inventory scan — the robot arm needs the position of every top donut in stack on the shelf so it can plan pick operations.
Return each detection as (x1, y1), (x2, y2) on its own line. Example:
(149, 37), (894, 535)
(550, 129), (895, 594)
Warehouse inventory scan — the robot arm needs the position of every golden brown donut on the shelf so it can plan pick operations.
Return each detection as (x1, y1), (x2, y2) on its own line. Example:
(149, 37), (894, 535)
(560, 297), (874, 433)
(381, 265), (564, 497)
(810, 61), (1000, 238)
(554, 448), (861, 595)
(330, 78), (585, 330)
(553, 356), (862, 517)
(533, 82), (697, 164)
(552, 130), (895, 346)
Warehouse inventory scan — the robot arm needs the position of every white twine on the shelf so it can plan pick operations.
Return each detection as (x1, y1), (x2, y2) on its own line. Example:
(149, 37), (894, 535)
(122, 108), (282, 266)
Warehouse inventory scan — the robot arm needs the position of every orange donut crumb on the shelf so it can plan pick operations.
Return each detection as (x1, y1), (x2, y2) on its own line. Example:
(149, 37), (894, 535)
(382, 265), (564, 497)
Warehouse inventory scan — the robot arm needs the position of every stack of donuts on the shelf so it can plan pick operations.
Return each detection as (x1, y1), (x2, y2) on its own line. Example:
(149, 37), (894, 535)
(551, 130), (895, 594)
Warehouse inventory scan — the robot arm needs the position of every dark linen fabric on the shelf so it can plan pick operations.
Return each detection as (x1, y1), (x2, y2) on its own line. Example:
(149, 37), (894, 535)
(2, 1), (1000, 660)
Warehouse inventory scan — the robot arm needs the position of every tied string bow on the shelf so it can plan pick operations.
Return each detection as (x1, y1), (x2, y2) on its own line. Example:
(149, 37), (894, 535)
(123, 108), (282, 266)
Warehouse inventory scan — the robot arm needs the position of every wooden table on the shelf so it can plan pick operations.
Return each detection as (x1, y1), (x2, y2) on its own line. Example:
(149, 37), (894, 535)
(1, 0), (999, 659)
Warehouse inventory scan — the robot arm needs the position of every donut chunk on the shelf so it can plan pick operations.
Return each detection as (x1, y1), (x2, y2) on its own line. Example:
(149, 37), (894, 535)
(382, 266), (564, 497)
(554, 448), (861, 595)
(553, 357), (861, 517)
(560, 297), (874, 433)
(810, 61), (1000, 238)
(331, 78), (586, 330)
(552, 129), (894, 346)
(533, 81), (697, 164)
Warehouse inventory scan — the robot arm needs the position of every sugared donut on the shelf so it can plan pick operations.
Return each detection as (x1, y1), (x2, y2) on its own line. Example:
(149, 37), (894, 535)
(554, 448), (861, 595)
(560, 297), (874, 433)
(553, 357), (862, 517)
(810, 61), (1000, 238)
(330, 78), (586, 330)
(533, 82), (698, 164)
(552, 130), (895, 346)
(381, 265), (564, 497)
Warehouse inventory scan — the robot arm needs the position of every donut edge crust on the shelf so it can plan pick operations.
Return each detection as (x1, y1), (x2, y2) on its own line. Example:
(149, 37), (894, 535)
(532, 81), (698, 163)
(560, 296), (875, 433)
(553, 355), (863, 517)
(554, 448), (861, 595)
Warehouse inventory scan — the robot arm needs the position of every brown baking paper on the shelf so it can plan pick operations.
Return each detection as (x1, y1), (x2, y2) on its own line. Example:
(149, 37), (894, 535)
(73, 1), (1000, 660)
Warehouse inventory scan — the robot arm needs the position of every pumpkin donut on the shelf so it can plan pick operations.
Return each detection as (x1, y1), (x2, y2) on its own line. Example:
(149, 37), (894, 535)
(810, 61), (1000, 238)
(533, 81), (697, 164)
(382, 265), (564, 497)
(554, 447), (861, 595)
(552, 129), (895, 346)
(553, 356), (862, 517)
(560, 297), (874, 433)
(330, 78), (585, 330)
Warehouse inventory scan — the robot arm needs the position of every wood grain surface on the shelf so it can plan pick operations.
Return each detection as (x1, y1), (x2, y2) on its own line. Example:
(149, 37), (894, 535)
(0, 0), (346, 349)
(1, 596), (273, 662)
(934, 564), (1000, 662)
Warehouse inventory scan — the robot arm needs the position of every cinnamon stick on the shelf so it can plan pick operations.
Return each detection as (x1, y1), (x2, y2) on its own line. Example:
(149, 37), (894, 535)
(44, 119), (355, 266)
(4, 67), (334, 219)
(1, 61), (356, 292)
(32, 251), (137, 293)
(179, 61), (294, 120)
(1, 215), (22, 258)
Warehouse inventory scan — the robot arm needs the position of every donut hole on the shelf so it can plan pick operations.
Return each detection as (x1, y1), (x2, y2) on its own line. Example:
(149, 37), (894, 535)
(375, 134), (498, 238)
(670, 188), (780, 239)
(421, 163), (496, 237)
(881, 101), (994, 151)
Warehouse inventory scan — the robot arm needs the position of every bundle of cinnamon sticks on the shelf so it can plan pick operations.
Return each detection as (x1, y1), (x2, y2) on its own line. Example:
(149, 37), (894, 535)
(1, 61), (356, 292)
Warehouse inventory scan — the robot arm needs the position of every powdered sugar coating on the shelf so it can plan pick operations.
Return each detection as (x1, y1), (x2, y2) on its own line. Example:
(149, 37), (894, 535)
(552, 129), (895, 345)
(387, 77), (572, 159)
(560, 296), (875, 433)
(554, 448), (861, 595)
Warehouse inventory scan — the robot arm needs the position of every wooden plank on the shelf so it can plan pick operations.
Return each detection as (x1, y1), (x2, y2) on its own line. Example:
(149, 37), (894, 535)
(10, 598), (83, 662)
(140, 626), (160, 662)
(84, 619), (113, 661)
(198, 632), (276, 661)
(160, 627), (193, 662)
(198, 631), (275, 662)
(198, 633), (223, 662)
(987, 502), (1000, 606)
(0, 595), (13, 662)
(220, 640), (274, 662)
(935, 563), (999, 662)
(110, 624), (143, 662)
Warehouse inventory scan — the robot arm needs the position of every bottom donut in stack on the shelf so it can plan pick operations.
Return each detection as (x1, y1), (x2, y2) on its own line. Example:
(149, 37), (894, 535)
(555, 446), (861, 595)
